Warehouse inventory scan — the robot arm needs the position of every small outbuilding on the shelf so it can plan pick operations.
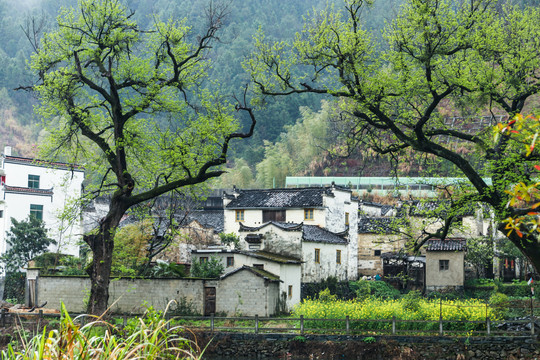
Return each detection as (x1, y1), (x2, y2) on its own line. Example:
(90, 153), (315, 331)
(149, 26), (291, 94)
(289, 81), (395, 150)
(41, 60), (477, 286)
(425, 239), (466, 292)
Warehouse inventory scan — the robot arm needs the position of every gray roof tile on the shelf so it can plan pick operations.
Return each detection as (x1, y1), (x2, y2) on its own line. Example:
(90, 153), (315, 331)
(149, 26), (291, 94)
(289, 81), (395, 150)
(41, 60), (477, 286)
(225, 187), (333, 209)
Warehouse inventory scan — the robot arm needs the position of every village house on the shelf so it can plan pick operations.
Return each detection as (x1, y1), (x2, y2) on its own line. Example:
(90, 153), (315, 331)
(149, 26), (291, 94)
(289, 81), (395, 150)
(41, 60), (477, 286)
(0, 146), (84, 265)
(192, 185), (359, 311)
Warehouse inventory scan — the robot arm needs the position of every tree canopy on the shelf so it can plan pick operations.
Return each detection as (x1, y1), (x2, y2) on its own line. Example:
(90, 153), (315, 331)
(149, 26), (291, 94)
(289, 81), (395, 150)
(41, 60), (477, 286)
(246, 0), (540, 271)
(30, 0), (256, 315)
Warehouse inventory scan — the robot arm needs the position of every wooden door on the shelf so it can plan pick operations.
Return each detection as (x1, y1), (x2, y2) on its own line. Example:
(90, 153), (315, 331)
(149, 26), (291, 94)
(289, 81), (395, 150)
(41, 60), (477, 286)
(204, 287), (216, 316)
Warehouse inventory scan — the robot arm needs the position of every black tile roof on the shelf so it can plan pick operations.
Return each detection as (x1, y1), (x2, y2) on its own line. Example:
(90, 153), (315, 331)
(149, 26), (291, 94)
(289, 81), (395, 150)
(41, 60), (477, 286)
(225, 187), (334, 209)
(302, 225), (348, 244)
(239, 221), (347, 244)
(185, 210), (224, 233)
(239, 250), (302, 264)
(239, 221), (302, 232)
(221, 265), (282, 282)
(4, 156), (84, 171)
(358, 217), (404, 234)
(425, 239), (466, 251)
(4, 185), (54, 196)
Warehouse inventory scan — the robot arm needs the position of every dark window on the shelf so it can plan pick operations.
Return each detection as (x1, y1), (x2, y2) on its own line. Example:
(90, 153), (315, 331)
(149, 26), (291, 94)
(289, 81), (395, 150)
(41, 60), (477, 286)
(336, 250), (342, 264)
(345, 212), (349, 226)
(314, 248), (320, 263)
(30, 204), (43, 221)
(439, 259), (449, 271)
(0, 210), (3, 218)
(200, 257), (209, 263)
(288, 285), (293, 298)
(262, 209), (286, 222)
(28, 175), (40, 189)
(374, 250), (381, 256)
(226, 257), (234, 267)
(254, 264), (264, 269)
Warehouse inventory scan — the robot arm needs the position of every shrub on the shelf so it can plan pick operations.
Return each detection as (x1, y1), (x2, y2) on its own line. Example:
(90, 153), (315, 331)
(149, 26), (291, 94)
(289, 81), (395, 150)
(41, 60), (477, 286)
(402, 290), (422, 312)
(318, 288), (338, 302)
(3, 272), (25, 303)
(190, 256), (224, 278)
(370, 281), (401, 299)
(489, 292), (509, 318)
(353, 280), (371, 300)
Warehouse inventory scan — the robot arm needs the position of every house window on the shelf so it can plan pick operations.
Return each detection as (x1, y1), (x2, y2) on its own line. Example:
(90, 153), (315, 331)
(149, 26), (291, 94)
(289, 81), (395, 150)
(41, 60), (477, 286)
(263, 209), (286, 222)
(28, 175), (40, 189)
(235, 210), (244, 222)
(200, 257), (209, 263)
(226, 257), (234, 267)
(288, 285), (293, 298)
(439, 259), (449, 271)
(314, 248), (320, 264)
(30, 204), (43, 221)
(336, 250), (342, 264)
(304, 208), (314, 220)
(0, 210), (3, 218)
(345, 212), (349, 226)
(374, 250), (381, 256)
(254, 264), (264, 269)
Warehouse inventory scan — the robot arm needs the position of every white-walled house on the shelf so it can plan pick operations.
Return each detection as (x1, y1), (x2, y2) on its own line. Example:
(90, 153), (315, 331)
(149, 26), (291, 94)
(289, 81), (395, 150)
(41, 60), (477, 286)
(193, 185), (359, 312)
(0, 146), (84, 261)
(222, 185), (359, 279)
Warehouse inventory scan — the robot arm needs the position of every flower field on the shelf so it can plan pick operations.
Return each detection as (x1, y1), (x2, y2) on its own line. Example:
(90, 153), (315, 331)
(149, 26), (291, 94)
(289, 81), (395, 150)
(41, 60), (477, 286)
(293, 297), (501, 333)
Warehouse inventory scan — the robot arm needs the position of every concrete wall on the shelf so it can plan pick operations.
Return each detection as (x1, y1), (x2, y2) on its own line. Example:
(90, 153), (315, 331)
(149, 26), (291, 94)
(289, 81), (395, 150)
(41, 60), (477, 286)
(425, 251), (465, 291)
(217, 270), (279, 317)
(34, 269), (280, 316)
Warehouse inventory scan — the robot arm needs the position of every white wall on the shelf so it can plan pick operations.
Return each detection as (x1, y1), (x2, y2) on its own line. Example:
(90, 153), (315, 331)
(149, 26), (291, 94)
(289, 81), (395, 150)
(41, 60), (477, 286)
(301, 241), (348, 283)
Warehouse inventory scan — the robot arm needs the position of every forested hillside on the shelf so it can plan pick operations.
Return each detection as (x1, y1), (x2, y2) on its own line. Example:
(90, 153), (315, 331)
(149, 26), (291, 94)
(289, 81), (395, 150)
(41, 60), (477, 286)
(0, 0), (400, 165)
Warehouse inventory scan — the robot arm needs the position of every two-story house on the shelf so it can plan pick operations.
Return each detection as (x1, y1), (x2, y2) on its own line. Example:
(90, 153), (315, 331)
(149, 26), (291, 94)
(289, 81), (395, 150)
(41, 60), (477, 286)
(0, 146), (84, 263)
(193, 185), (359, 311)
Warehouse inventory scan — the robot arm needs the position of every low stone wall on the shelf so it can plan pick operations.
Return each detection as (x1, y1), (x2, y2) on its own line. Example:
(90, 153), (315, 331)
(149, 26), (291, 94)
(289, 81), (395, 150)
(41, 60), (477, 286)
(192, 332), (539, 360)
(36, 275), (205, 314)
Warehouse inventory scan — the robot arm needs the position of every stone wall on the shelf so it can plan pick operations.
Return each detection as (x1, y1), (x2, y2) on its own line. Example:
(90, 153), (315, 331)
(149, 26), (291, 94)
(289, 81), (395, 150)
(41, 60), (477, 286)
(33, 267), (280, 316)
(194, 332), (539, 360)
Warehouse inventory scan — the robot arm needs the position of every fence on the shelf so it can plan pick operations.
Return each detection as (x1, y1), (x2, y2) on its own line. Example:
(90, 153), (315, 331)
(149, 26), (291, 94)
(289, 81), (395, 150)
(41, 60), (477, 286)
(1, 308), (536, 338)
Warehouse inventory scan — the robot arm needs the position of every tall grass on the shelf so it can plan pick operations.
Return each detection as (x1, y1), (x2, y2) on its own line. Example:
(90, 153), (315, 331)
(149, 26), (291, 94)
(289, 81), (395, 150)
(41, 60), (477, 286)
(1, 304), (203, 360)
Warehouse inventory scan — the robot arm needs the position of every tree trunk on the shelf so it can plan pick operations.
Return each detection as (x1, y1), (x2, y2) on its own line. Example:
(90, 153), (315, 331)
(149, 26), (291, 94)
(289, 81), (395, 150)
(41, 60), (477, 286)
(84, 199), (127, 315)
(498, 223), (540, 276)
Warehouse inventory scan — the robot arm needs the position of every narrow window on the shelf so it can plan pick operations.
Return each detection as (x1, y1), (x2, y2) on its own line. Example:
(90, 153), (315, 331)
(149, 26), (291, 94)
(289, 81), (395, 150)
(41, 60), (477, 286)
(226, 256), (234, 267)
(336, 250), (342, 264)
(374, 250), (381, 256)
(345, 212), (349, 226)
(200, 257), (209, 263)
(0, 210), (3, 218)
(314, 248), (320, 264)
(235, 210), (244, 222)
(304, 208), (314, 220)
(288, 285), (293, 298)
(30, 204), (43, 221)
(439, 259), (449, 271)
(254, 264), (264, 269)
(28, 175), (40, 189)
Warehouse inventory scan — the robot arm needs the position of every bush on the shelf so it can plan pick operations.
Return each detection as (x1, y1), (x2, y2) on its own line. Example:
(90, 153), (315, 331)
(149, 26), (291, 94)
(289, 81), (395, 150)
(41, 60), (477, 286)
(402, 290), (422, 312)
(370, 281), (401, 299)
(489, 292), (509, 318)
(302, 277), (355, 300)
(190, 256), (224, 278)
(318, 288), (338, 302)
(353, 280), (371, 300)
